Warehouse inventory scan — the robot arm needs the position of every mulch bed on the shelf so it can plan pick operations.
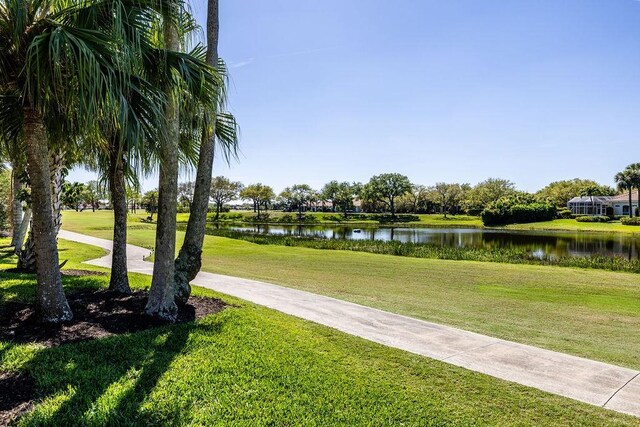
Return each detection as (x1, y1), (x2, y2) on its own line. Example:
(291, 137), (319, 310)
(0, 290), (227, 347)
(2, 268), (107, 276)
(0, 371), (37, 426)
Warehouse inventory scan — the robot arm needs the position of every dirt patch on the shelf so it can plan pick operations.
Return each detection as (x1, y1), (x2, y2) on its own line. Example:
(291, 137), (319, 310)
(1, 268), (107, 277)
(0, 371), (37, 426)
(0, 290), (226, 347)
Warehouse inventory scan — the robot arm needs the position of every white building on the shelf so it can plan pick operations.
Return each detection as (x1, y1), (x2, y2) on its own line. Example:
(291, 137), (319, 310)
(567, 194), (638, 216)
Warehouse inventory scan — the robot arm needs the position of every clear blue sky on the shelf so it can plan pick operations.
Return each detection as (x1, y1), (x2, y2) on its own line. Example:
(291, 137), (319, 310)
(68, 0), (640, 193)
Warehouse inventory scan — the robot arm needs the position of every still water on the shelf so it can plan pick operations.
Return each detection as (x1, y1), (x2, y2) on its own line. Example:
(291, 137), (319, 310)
(210, 224), (640, 259)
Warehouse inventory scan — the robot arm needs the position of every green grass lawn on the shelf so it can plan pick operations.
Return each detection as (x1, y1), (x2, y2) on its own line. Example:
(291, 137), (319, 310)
(506, 218), (640, 233)
(1, 239), (639, 425)
(60, 211), (640, 370)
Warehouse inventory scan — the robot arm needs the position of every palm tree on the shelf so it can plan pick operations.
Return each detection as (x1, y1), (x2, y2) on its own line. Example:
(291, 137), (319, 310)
(579, 185), (605, 216)
(615, 172), (634, 218)
(624, 163), (640, 217)
(146, 6), (226, 319)
(174, 0), (239, 304)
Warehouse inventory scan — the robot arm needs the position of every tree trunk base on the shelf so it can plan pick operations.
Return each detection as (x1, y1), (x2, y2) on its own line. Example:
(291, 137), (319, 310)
(145, 298), (178, 322)
(174, 243), (201, 304)
(109, 277), (131, 294)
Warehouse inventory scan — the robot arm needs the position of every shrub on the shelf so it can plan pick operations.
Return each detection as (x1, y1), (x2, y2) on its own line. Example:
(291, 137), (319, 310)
(481, 195), (555, 226)
(575, 216), (610, 223)
(621, 217), (640, 226)
(556, 208), (572, 219)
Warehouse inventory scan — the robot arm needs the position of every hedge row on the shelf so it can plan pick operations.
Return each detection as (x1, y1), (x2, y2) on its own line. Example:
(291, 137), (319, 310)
(575, 216), (611, 223)
(621, 217), (640, 226)
(481, 202), (556, 226)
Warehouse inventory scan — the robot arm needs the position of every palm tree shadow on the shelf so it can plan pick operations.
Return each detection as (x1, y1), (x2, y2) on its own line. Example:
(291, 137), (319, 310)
(23, 319), (225, 426)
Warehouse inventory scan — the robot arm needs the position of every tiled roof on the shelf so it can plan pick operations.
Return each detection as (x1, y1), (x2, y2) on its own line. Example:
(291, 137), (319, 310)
(609, 192), (639, 203)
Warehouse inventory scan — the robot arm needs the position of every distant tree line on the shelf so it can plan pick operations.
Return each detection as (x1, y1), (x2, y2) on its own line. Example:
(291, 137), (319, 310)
(56, 173), (618, 226)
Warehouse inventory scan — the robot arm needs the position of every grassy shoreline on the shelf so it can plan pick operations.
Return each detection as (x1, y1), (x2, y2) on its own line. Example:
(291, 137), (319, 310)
(200, 227), (640, 274)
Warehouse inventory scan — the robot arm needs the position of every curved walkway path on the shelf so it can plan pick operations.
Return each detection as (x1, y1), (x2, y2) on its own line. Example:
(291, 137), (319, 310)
(59, 229), (640, 418)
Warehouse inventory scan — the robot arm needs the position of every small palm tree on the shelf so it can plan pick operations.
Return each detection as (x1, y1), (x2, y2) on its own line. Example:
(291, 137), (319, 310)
(579, 185), (605, 216)
(624, 163), (640, 217)
(615, 171), (634, 218)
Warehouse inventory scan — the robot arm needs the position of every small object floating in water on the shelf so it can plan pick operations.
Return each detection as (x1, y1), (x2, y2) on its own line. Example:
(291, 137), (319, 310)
(353, 229), (362, 233)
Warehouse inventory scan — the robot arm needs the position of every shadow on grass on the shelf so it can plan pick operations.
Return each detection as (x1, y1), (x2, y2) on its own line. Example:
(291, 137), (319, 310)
(21, 319), (225, 426)
(0, 275), (107, 305)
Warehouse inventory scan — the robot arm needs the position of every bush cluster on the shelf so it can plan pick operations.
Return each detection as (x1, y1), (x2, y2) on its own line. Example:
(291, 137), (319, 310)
(621, 217), (640, 226)
(575, 216), (610, 223)
(481, 195), (555, 226)
(556, 207), (572, 219)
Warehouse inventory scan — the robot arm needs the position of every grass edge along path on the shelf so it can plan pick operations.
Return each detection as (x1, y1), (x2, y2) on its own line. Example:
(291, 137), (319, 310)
(1, 241), (638, 425)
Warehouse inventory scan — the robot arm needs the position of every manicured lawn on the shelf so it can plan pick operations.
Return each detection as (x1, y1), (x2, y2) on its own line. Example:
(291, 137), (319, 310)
(506, 218), (640, 233)
(1, 239), (639, 425)
(60, 211), (640, 370)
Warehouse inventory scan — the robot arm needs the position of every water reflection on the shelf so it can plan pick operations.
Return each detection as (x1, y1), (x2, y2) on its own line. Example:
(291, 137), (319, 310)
(210, 224), (640, 260)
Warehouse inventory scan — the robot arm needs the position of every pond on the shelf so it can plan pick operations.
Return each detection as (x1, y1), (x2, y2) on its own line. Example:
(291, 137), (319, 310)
(209, 224), (640, 260)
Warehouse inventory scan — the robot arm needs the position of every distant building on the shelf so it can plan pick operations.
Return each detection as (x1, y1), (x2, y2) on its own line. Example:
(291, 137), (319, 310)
(567, 194), (638, 216)
(608, 193), (639, 216)
(567, 196), (611, 216)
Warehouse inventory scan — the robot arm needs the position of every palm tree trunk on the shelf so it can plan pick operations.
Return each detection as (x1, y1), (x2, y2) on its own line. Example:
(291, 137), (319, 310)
(173, 0), (219, 304)
(13, 208), (31, 254)
(629, 189), (633, 218)
(146, 16), (180, 321)
(18, 149), (65, 271)
(108, 144), (131, 294)
(23, 108), (72, 322)
(10, 169), (23, 247)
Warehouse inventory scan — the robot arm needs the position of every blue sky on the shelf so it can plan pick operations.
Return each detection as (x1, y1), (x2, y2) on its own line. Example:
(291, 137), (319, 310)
(69, 0), (640, 193)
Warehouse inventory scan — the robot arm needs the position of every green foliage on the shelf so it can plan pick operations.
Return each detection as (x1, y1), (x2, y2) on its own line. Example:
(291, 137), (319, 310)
(278, 184), (315, 214)
(481, 193), (556, 226)
(536, 179), (615, 207)
(62, 182), (86, 211)
(141, 190), (159, 216)
(556, 207), (572, 219)
(575, 216), (610, 223)
(620, 217), (640, 226)
(240, 183), (275, 215)
(363, 173), (412, 216)
(210, 176), (243, 213)
(429, 182), (469, 216)
(464, 178), (516, 214)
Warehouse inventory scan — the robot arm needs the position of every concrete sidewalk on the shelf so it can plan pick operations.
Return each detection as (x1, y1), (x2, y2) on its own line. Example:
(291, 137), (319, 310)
(59, 229), (640, 418)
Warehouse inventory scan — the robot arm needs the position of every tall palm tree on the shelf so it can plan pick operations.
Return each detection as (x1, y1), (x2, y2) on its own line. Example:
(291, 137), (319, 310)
(145, 5), (225, 319)
(615, 171), (634, 218)
(173, 0), (220, 304)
